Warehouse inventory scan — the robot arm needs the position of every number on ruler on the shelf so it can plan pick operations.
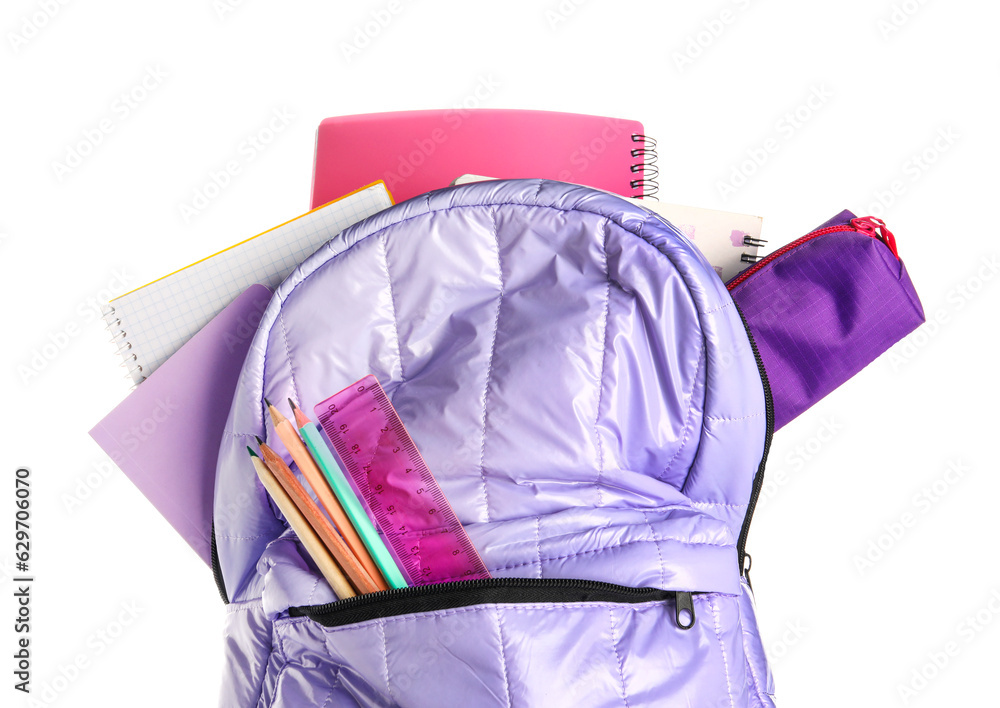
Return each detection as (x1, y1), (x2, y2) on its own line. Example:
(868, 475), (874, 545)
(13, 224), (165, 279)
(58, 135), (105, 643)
(314, 374), (492, 585)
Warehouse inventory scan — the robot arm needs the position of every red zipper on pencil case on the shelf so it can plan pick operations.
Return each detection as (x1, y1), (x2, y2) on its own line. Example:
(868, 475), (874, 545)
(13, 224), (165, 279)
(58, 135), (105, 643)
(727, 216), (899, 291)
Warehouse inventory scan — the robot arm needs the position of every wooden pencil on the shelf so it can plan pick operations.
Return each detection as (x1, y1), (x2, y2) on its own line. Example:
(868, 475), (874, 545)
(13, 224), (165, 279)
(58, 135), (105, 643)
(265, 398), (389, 591)
(247, 448), (355, 599)
(256, 437), (380, 595)
(290, 398), (408, 589)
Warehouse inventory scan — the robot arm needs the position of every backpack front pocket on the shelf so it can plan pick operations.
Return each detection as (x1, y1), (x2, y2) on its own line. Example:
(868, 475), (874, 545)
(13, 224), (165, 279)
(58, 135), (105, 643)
(265, 585), (752, 708)
(253, 504), (752, 707)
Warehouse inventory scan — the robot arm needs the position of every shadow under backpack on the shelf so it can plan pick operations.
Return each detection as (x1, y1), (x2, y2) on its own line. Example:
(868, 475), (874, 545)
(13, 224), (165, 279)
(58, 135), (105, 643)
(212, 178), (923, 706)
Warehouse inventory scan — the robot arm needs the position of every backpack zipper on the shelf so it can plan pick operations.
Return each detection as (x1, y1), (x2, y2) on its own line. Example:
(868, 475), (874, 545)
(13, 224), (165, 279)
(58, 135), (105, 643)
(289, 577), (698, 630)
(732, 300), (773, 588)
(727, 215), (898, 583)
(727, 216), (899, 291)
(211, 521), (229, 604)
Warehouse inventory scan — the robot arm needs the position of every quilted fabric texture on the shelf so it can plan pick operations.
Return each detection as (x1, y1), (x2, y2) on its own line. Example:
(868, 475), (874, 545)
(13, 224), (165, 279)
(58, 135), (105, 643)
(214, 179), (773, 706)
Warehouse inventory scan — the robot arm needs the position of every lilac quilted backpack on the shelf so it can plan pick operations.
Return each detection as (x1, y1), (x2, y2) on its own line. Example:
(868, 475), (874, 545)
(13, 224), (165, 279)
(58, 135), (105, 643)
(213, 178), (794, 706)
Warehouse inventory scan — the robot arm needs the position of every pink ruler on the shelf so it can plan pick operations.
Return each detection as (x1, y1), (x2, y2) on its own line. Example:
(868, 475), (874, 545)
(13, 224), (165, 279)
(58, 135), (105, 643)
(314, 375), (490, 586)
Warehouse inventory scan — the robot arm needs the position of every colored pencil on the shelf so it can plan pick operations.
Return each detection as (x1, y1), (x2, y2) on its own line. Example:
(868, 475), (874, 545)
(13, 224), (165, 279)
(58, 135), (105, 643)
(289, 398), (408, 589)
(256, 437), (379, 595)
(265, 399), (389, 591)
(246, 448), (355, 599)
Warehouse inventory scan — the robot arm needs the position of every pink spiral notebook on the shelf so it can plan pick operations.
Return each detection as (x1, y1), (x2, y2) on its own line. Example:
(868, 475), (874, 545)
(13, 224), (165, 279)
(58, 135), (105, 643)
(310, 109), (656, 208)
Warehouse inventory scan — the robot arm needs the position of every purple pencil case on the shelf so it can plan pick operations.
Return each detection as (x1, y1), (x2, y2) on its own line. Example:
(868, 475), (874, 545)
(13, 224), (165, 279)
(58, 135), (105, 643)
(728, 210), (924, 431)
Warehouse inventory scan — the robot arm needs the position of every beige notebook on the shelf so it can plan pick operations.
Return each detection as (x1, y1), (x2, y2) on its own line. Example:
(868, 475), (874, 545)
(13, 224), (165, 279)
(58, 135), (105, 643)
(621, 197), (765, 282)
(452, 174), (763, 282)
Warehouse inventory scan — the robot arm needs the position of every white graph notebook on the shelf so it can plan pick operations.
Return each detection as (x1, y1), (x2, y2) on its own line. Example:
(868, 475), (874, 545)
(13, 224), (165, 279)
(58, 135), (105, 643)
(104, 181), (393, 384)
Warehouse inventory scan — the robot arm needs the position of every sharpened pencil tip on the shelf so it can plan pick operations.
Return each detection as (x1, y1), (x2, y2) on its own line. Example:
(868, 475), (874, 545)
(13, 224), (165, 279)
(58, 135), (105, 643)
(246, 446), (258, 458)
(264, 399), (285, 425)
(255, 435), (264, 446)
(290, 399), (310, 427)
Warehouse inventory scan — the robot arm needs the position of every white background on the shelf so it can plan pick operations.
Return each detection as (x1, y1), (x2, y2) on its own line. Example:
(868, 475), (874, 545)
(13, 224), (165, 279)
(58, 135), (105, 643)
(1, 1), (998, 706)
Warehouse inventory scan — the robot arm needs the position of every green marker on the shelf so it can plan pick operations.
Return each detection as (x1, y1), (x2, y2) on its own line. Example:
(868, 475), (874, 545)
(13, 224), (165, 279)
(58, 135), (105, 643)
(289, 399), (408, 589)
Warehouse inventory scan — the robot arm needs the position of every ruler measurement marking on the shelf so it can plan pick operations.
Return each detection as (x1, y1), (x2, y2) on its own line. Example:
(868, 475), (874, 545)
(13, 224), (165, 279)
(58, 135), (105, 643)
(314, 376), (489, 585)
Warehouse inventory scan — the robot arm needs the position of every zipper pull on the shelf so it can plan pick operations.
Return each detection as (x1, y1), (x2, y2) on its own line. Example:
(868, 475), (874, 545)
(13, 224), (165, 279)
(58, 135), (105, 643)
(851, 216), (899, 259)
(675, 591), (696, 630)
(742, 551), (753, 591)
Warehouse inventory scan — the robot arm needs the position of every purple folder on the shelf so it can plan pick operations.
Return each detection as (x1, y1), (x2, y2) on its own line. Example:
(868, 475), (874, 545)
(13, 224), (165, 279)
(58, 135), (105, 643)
(89, 285), (272, 565)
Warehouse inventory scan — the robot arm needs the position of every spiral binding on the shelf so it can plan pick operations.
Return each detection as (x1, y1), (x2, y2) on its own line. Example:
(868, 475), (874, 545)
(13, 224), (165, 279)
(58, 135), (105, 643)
(740, 234), (768, 265)
(102, 304), (146, 384)
(630, 134), (659, 200)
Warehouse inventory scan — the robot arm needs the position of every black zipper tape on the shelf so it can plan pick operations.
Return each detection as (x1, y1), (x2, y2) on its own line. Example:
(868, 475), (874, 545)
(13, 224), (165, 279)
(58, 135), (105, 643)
(211, 521), (229, 604)
(732, 300), (775, 587)
(290, 578), (696, 630)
